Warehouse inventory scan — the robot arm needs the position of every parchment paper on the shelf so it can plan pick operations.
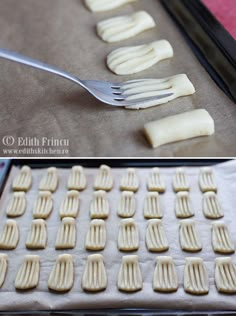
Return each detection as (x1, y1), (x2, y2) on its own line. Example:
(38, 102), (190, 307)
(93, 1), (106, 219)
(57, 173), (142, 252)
(0, 0), (236, 157)
(0, 160), (236, 311)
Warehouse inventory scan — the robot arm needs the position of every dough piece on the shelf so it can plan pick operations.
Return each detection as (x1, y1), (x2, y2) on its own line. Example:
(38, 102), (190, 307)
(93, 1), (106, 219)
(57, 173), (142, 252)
(184, 257), (209, 295)
(118, 255), (142, 292)
(147, 167), (165, 192)
(67, 166), (86, 191)
(175, 191), (194, 218)
(212, 222), (234, 254)
(6, 192), (26, 217)
(90, 190), (109, 219)
(107, 40), (173, 75)
(94, 165), (113, 191)
(120, 168), (139, 192)
(145, 219), (168, 252)
(118, 218), (139, 251)
(39, 167), (58, 192)
(117, 191), (136, 218)
(143, 192), (162, 219)
(15, 255), (40, 290)
(0, 254), (8, 288)
(203, 191), (223, 219)
(199, 167), (217, 192)
(82, 254), (107, 292)
(215, 257), (236, 294)
(85, 219), (106, 251)
(55, 217), (76, 250)
(59, 190), (79, 219)
(97, 11), (156, 43)
(85, 0), (137, 12)
(33, 191), (53, 219)
(12, 166), (32, 192)
(173, 168), (189, 192)
(179, 220), (202, 252)
(26, 219), (47, 249)
(153, 256), (178, 292)
(0, 220), (19, 250)
(48, 254), (74, 292)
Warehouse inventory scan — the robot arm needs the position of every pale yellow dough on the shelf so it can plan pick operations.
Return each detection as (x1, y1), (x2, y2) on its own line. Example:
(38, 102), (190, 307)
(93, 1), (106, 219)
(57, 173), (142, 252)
(15, 255), (40, 290)
(199, 167), (217, 192)
(117, 191), (136, 218)
(12, 166), (32, 192)
(212, 222), (234, 254)
(33, 191), (53, 219)
(85, 0), (137, 12)
(118, 218), (139, 251)
(144, 192), (162, 219)
(59, 190), (79, 219)
(147, 167), (166, 192)
(6, 191), (26, 217)
(215, 257), (236, 294)
(67, 166), (86, 191)
(85, 219), (106, 251)
(118, 255), (142, 292)
(146, 219), (168, 252)
(153, 256), (178, 292)
(203, 191), (223, 219)
(55, 217), (76, 250)
(39, 167), (58, 192)
(0, 220), (19, 250)
(26, 219), (47, 249)
(90, 190), (109, 219)
(173, 168), (189, 192)
(0, 254), (8, 288)
(179, 220), (202, 252)
(94, 165), (113, 191)
(175, 191), (194, 218)
(120, 168), (139, 192)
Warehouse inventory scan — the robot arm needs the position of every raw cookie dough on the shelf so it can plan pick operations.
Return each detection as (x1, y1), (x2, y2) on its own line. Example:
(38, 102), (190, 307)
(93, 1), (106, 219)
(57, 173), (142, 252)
(184, 257), (209, 295)
(175, 191), (194, 218)
(90, 190), (109, 219)
(15, 255), (40, 290)
(67, 166), (86, 191)
(55, 217), (76, 250)
(199, 167), (217, 192)
(147, 167), (166, 192)
(0, 254), (8, 288)
(179, 220), (202, 252)
(48, 254), (74, 292)
(107, 40), (174, 75)
(203, 191), (223, 219)
(143, 192), (162, 219)
(120, 168), (139, 192)
(145, 219), (168, 252)
(12, 166), (32, 192)
(215, 257), (236, 294)
(59, 190), (79, 219)
(85, 0), (137, 12)
(26, 219), (47, 249)
(33, 191), (53, 219)
(173, 168), (189, 192)
(212, 222), (234, 254)
(94, 165), (113, 191)
(82, 254), (107, 292)
(117, 191), (136, 218)
(39, 167), (58, 192)
(0, 219), (19, 250)
(6, 192), (26, 217)
(117, 255), (142, 292)
(153, 256), (178, 292)
(85, 219), (106, 251)
(97, 11), (156, 43)
(118, 218), (139, 251)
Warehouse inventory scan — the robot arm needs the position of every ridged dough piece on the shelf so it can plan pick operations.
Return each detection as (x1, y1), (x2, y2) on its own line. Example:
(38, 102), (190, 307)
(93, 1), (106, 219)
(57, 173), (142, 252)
(97, 11), (156, 43)
(59, 190), (79, 219)
(15, 255), (40, 290)
(85, 0), (137, 12)
(153, 256), (178, 292)
(85, 219), (106, 251)
(179, 220), (202, 252)
(26, 219), (47, 249)
(94, 165), (113, 191)
(203, 191), (223, 219)
(48, 254), (74, 292)
(215, 257), (236, 294)
(146, 219), (168, 252)
(144, 192), (162, 219)
(118, 218), (139, 251)
(33, 191), (53, 219)
(6, 192), (26, 217)
(67, 166), (86, 191)
(199, 167), (217, 192)
(173, 168), (189, 192)
(55, 217), (76, 250)
(118, 255), (142, 292)
(175, 191), (194, 218)
(90, 190), (109, 219)
(0, 220), (19, 250)
(39, 167), (58, 192)
(12, 166), (32, 192)
(212, 222), (234, 254)
(0, 254), (8, 288)
(117, 191), (136, 218)
(82, 254), (107, 292)
(147, 167), (166, 192)
(120, 168), (139, 192)
(184, 257), (209, 295)
(107, 40), (173, 75)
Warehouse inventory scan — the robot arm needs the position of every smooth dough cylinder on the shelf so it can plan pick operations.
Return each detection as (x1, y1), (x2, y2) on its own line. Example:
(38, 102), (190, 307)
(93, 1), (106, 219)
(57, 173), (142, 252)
(144, 109), (215, 148)
(85, 0), (137, 12)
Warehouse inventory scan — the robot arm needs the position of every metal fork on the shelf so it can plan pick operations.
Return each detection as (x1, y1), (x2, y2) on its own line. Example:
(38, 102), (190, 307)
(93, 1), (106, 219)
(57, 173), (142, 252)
(0, 48), (173, 107)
